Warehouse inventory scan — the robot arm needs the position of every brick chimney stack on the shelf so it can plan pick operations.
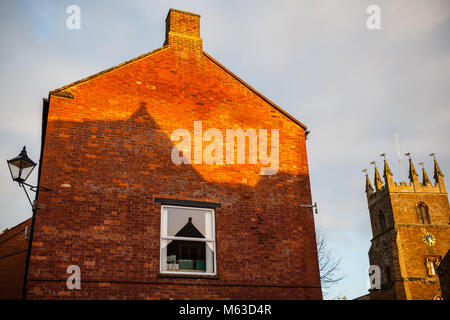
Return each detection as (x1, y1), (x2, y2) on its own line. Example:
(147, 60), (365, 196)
(164, 9), (202, 55)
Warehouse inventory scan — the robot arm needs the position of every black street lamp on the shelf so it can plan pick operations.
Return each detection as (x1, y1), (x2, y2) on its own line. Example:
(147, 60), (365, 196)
(7, 146), (49, 300)
(7, 146), (37, 183)
(7, 146), (49, 208)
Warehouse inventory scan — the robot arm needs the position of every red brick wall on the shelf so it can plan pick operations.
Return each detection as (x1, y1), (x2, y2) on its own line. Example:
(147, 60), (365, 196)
(0, 218), (31, 299)
(26, 9), (321, 300)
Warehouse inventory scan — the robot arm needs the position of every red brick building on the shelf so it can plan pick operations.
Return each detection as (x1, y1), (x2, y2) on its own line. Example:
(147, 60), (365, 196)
(0, 218), (31, 299)
(20, 9), (321, 299)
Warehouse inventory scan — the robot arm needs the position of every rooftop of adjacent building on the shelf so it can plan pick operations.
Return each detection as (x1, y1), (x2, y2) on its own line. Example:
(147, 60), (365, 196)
(0, 218), (31, 257)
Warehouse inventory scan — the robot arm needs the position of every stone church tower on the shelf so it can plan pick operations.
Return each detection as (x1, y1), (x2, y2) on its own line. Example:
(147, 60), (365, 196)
(364, 154), (450, 300)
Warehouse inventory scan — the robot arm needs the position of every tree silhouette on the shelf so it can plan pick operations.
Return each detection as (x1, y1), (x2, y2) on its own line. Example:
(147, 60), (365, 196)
(316, 227), (345, 298)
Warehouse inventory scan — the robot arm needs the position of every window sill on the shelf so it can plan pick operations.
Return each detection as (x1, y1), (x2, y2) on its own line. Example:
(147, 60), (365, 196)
(157, 272), (220, 280)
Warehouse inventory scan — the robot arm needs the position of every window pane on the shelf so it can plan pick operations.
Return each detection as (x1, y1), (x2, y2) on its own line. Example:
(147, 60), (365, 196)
(162, 240), (215, 273)
(161, 206), (216, 274)
(160, 239), (171, 272)
(165, 207), (212, 238)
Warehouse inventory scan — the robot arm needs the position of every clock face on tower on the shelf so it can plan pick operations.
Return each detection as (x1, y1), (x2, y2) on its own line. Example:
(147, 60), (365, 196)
(423, 233), (436, 246)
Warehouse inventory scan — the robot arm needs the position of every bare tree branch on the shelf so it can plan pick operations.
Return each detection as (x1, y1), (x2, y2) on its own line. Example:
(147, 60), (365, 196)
(316, 227), (346, 298)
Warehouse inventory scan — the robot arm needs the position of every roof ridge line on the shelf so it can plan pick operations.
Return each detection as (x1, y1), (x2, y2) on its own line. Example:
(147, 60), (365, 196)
(49, 45), (169, 95)
(202, 51), (307, 130)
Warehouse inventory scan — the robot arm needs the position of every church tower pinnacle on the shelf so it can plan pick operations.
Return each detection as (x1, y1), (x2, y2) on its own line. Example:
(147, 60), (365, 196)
(405, 153), (418, 182)
(419, 162), (431, 186)
(381, 153), (393, 187)
(430, 153), (446, 193)
(405, 153), (420, 190)
(371, 161), (384, 191)
(363, 169), (374, 195)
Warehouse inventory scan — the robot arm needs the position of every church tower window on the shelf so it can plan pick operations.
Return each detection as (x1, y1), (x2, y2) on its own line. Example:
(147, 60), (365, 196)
(416, 202), (431, 224)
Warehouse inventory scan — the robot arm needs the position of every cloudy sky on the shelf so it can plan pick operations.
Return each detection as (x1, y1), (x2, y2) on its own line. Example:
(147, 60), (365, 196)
(0, 0), (449, 299)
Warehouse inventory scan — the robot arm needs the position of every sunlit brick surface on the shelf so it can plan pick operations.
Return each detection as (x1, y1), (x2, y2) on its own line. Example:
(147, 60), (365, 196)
(26, 9), (321, 299)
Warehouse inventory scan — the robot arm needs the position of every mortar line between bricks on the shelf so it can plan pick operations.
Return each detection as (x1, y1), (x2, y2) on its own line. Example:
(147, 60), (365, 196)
(27, 278), (321, 289)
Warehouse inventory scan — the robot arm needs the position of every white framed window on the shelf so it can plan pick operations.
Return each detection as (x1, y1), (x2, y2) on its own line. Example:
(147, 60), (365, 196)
(160, 205), (216, 275)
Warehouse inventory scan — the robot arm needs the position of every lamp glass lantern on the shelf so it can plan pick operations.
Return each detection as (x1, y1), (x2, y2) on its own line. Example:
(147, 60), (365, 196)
(7, 146), (37, 183)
